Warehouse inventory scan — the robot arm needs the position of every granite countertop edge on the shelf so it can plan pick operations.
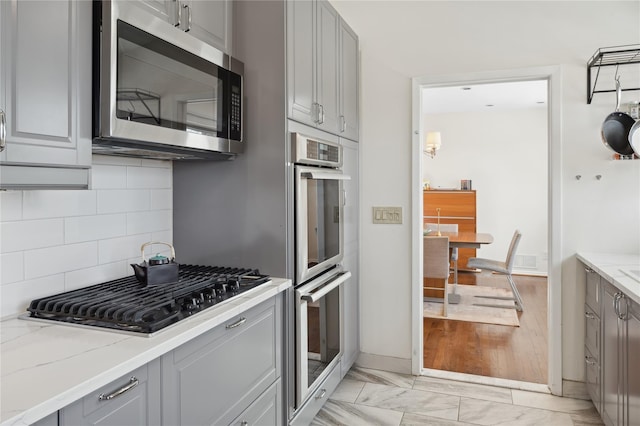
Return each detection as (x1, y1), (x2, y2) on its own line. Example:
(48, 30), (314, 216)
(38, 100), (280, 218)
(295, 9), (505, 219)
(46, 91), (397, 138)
(576, 252), (640, 305)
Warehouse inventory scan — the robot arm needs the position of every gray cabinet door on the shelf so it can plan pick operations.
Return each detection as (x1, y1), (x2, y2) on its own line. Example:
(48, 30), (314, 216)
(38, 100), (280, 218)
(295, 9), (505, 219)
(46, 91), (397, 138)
(603, 282), (621, 426)
(137, 0), (174, 23)
(315, 0), (340, 135)
(627, 298), (640, 426)
(341, 138), (359, 376)
(339, 20), (359, 142)
(287, 0), (316, 127)
(60, 359), (161, 426)
(0, 0), (91, 168)
(162, 296), (281, 426)
(184, 0), (232, 54)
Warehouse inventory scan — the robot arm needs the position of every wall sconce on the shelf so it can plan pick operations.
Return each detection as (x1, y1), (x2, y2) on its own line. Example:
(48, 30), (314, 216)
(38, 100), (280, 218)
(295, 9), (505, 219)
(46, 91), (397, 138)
(424, 131), (441, 158)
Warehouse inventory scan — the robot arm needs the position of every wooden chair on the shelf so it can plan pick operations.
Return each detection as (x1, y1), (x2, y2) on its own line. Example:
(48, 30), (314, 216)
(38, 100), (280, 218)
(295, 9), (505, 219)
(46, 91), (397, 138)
(467, 230), (524, 311)
(423, 236), (451, 316)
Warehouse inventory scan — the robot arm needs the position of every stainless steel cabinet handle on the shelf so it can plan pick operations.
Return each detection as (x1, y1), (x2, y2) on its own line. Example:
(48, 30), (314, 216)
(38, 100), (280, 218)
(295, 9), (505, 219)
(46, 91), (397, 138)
(184, 4), (191, 32)
(340, 115), (346, 132)
(584, 356), (597, 366)
(312, 103), (320, 124)
(319, 104), (325, 124)
(98, 377), (138, 401)
(0, 109), (5, 152)
(225, 317), (247, 329)
(315, 388), (327, 399)
(614, 292), (622, 318)
(585, 311), (596, 320)
(174, 0), (182, 27)
(585, 267), (595, 273)
(240, 422), (248, 426)
(617, 293), (628, 320)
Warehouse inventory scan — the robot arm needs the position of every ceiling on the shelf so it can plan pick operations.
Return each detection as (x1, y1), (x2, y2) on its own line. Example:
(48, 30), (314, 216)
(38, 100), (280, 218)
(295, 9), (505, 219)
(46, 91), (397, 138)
(421, 80), (548, 114)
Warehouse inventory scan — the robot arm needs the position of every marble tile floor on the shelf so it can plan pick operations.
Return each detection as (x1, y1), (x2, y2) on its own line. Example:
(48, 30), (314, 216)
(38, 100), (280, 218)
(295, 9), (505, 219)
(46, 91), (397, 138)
(311, 367), (603, 426)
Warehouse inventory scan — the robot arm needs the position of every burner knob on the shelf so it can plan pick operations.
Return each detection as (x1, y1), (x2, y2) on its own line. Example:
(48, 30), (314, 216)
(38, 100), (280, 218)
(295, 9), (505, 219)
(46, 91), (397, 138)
(203, 288), (216, 300)
(214, 280), (227, 295)
(227, 277), (240, 293)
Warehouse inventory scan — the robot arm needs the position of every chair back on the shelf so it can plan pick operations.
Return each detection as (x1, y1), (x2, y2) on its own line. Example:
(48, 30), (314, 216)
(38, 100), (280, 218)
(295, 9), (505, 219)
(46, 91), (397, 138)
(504, 230), (522, 272)
(424, 236), (450, 279)
(425, 223), (458, 233)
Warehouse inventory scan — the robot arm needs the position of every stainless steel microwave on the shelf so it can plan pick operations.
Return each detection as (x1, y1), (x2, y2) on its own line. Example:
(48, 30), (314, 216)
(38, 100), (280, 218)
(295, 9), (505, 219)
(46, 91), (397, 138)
(93, 1), (243, 160)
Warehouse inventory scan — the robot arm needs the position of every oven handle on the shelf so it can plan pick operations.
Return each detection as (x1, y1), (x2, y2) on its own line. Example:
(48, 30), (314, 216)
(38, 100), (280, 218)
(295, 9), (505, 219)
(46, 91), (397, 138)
(301, 171), (351, 181)
(300, 271), (351, 303)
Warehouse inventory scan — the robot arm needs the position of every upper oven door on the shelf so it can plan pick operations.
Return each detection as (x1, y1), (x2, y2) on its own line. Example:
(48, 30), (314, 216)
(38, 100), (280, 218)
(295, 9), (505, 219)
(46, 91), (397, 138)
(96, 1), (243, 154)
(295, 165), (350, 284)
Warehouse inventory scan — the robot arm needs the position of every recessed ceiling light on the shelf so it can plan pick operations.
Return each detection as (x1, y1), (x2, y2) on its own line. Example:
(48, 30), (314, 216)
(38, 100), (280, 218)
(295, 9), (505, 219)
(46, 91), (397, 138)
(461, 87), (472, 91)
(485, 104), (494, 107)
(536, 101), (545, 104)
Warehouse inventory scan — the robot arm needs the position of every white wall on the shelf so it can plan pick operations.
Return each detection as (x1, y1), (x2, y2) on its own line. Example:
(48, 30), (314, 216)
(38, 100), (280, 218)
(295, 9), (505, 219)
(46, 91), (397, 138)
(0, 155), (173, 319)
(423, 107), (548, 274)
(332, 0), (640, 382)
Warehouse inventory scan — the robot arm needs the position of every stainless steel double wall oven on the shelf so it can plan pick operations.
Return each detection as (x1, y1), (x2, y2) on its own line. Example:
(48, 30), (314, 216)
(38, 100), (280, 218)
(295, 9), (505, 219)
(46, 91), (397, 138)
(291, 132), (351, 409)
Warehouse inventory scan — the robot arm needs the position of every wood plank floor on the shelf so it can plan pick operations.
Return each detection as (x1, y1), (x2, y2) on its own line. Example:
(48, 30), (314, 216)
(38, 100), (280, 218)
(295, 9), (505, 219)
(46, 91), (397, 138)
(423, 271), (548, 384)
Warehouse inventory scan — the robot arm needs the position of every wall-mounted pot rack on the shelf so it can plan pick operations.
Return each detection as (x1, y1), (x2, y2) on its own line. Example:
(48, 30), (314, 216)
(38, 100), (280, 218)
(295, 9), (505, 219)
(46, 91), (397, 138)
(587, 44), (640, 104)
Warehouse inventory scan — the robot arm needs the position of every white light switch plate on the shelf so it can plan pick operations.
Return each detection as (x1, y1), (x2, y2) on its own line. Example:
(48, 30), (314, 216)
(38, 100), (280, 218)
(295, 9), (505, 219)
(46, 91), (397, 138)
(372, 207), (402, 224)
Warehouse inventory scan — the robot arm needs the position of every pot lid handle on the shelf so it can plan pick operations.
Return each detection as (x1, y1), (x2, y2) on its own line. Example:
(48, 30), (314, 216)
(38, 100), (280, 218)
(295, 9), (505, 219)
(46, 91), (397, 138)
(140, 241), (176, 262)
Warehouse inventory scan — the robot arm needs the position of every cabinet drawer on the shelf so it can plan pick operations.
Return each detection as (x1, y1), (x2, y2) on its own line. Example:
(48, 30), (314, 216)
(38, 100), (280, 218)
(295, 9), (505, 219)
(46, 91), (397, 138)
(162, 296), (281, 426)
(585, 304), (600, 358)
(584, 346), (601, 414)
(585, 268), (601, 313)
(290, 361), (342, 426)
(60, 359), (161, 425)
(231, 380), (281, 426)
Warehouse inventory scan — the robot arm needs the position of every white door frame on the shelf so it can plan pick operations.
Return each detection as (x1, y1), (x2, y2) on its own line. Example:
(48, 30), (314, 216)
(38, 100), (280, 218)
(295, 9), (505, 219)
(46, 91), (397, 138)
(410, 65), (563, 395)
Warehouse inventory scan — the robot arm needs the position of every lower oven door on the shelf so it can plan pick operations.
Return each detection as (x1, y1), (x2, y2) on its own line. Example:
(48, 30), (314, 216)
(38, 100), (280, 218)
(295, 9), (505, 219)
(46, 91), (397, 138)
(295, 269), (351, 406)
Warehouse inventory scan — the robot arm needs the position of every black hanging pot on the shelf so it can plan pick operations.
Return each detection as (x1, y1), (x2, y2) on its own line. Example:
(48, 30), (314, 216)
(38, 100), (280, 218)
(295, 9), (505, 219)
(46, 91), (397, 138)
(601, 78), (635, 156)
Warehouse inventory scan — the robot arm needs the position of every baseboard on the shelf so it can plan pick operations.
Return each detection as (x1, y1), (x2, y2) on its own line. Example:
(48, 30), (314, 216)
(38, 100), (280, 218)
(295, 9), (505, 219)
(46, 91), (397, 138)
(354, 352), (412, 375)
(562, 379), (590, 400)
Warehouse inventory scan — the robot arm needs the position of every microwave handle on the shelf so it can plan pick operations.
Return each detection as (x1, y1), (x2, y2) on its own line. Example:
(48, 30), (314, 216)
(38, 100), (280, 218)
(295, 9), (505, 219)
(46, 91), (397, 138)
(301, 171), (351, 180)
(301, 271), (351, 303)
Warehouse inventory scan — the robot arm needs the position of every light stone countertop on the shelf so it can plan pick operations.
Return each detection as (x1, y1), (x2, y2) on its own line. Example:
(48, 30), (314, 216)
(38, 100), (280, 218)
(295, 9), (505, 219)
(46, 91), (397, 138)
(0, 278), (291, 426)
(576, 252), (640, 304)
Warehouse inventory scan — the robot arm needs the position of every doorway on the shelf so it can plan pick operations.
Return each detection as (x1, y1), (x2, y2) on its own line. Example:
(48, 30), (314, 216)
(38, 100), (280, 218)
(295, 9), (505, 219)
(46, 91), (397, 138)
(411, 66), (563, 395)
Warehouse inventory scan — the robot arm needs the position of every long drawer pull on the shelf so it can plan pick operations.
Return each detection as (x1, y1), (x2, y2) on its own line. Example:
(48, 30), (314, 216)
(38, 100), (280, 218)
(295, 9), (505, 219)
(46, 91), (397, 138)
(98, 377), (138, 401)
(226, 317), (247, 329)
(315, 388), (327, 399)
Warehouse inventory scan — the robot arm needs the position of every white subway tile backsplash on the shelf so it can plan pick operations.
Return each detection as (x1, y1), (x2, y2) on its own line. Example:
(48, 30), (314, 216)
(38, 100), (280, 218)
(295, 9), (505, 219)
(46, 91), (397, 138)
(141, 159), (172, 169)
(64, 214), (127, 244)
(65, 261), (130, 291)
(0, 219), (64, 253)
(1, 274), (65, 319)
(127, 210), (171, 235)
(1, 252), (24, 285)
(98, 234), (153, 264)
(2, 156), (173, 317)
(0, 191), (23, 221)
(150, 189), (172, 210)
(91, 164), (127, 189)
(92, 154), (142, 167)
(97, 189), (150, 214)
(24, 241), (98, 280)
(23, 190), (97, 219)
(127, 166), (172, 189)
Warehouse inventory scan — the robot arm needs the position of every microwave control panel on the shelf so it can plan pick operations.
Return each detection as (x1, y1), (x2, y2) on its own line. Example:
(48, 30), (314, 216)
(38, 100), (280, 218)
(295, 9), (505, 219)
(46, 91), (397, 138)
(292, 133), (342, 168)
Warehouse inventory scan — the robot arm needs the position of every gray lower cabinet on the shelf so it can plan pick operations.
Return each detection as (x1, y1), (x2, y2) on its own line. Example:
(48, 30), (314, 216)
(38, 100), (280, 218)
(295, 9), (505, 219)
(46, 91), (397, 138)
(161, 296), (282, 425)
(584, 267), (602, 413)
(601, 279), (639, 426)
(59, 359), (161, 426)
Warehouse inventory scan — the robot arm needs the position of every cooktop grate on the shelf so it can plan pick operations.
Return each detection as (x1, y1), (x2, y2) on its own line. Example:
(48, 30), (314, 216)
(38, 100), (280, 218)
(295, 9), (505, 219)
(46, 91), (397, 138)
(26, 265), (270, 334)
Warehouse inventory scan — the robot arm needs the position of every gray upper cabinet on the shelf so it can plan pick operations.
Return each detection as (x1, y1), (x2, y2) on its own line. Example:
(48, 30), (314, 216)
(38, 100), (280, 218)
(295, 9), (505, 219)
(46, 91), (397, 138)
(60, 359), (162, 426)
(150, 0), (232, 54)
(287, 0), (358, 140)
(0, 0), (91, 190)
(339, 21), (359, 142)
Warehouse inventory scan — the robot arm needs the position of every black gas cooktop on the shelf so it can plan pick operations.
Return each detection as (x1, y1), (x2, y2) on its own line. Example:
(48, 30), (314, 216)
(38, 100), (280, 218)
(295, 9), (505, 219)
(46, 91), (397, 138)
(25, 265), (270, 335)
